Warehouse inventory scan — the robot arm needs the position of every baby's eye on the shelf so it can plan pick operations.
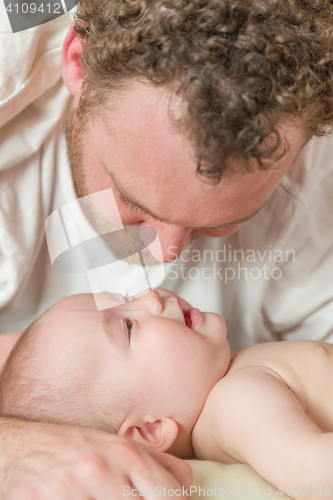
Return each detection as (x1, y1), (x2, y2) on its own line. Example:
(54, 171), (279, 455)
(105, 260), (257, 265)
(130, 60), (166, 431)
(124, 319), (133, 339)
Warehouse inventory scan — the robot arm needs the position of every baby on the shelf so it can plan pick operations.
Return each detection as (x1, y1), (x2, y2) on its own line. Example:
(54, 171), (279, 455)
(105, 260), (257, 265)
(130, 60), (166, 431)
(0, 288), (332, 499)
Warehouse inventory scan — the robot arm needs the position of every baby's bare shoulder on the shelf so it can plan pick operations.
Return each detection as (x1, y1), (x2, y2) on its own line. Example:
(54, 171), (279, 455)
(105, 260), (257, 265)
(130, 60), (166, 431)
(205, 363), (286, 417)
(195, 363), (296, 462)
(195, 341), (333, 463)
(209, 340), (333, 423)
(227, 340), (333, 384)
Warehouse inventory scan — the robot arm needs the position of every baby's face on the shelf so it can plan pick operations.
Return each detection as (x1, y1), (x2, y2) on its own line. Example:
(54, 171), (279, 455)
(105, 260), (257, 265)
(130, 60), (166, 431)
(36, 288), (230, 429)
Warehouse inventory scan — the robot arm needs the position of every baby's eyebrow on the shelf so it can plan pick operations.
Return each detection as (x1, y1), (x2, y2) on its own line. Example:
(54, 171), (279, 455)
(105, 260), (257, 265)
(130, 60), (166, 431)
(102, 309), (117, 344)
(67, 308), (142, 313)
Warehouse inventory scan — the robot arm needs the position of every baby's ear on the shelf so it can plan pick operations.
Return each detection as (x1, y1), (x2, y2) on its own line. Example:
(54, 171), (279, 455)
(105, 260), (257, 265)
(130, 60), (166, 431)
(118, 417), (178, 452)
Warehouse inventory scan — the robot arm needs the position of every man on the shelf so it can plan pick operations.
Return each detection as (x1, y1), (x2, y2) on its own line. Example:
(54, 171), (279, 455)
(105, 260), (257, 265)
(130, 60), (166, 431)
(1, 0), (333, 498)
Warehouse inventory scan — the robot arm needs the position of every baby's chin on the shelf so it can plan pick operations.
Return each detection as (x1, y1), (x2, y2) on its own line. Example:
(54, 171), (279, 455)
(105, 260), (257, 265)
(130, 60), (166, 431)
(199, 311), (227, 338)
(213, 313), (227, 339)
(205, 312), (230, 362)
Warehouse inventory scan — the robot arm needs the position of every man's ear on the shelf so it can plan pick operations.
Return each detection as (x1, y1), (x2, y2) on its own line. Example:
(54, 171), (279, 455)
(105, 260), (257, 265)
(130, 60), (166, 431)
(118, 417), (179, 452)
(62, 23), (85, 96)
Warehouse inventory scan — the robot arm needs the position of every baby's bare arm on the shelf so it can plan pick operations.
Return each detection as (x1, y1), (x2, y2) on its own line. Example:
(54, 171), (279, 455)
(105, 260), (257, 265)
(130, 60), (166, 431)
(203, 368), (333, 498)
(0, 332), (22, 371)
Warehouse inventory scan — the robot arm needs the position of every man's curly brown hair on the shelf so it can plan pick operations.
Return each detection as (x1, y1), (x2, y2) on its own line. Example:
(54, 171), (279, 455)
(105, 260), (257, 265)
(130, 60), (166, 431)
(74, 0), (333, 182)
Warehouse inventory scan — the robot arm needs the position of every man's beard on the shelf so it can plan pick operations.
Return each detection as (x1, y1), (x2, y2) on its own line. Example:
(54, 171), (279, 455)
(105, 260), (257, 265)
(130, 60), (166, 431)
(65, 104), (161, 267)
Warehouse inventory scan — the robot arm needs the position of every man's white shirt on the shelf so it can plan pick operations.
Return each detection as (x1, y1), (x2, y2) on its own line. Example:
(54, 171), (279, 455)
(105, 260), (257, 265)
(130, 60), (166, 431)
(1, 9), (333, 353)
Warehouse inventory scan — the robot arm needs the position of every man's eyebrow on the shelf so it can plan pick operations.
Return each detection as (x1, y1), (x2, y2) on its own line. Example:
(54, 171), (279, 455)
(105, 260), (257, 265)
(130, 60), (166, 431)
(107, 168), (172, 224)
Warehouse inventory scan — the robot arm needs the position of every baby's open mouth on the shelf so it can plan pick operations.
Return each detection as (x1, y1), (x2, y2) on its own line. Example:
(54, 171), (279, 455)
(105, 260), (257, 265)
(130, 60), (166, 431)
(183, 310), (192, 328)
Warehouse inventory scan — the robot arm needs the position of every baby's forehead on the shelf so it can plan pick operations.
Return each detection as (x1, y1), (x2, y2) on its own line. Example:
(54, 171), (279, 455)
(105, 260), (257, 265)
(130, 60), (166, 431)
(46, 294), (128, 340)
(54, 293), (127, 313)
(32, 295), (96, 346)
(44, 293), (140, 347)
(55, 293), (96, 311)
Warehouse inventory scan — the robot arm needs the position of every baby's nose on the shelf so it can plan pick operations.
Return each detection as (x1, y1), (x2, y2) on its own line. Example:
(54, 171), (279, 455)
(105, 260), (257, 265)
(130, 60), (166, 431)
(145, 289), (164, 314)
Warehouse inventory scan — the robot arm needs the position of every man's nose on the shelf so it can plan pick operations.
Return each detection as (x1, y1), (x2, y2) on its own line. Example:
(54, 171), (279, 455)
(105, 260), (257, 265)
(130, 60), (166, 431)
(140, 221), (194, 262)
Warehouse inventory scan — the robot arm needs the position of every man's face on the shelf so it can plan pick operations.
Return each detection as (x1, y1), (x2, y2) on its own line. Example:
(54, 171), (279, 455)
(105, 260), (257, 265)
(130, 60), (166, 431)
(67, 81), (306, 263)
(36, 289), (230, 428)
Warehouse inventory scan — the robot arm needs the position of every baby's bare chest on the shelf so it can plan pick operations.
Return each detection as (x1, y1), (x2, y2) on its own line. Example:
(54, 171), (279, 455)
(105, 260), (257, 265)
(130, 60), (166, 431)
(229, 341), (333, 432)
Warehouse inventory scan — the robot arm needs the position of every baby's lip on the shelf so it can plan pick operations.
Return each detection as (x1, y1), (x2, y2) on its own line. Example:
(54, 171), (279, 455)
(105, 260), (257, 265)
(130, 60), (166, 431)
(182, 308), (201, 329)
(175, 297), (196, 329)
(183, 310), (192, 328)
